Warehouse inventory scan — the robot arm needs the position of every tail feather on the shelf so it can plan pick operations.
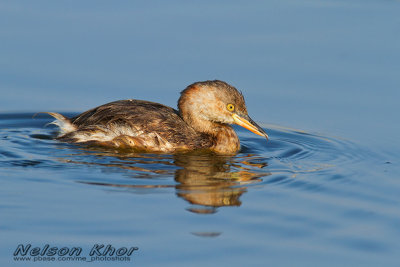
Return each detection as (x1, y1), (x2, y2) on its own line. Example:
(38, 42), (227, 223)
(45, 112), (77, 135)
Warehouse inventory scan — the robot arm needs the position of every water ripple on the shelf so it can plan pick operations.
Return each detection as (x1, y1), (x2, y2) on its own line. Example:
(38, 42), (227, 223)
(0, 113), (379, 209)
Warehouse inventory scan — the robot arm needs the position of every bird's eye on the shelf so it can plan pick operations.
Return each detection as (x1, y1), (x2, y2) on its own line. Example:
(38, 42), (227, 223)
(226, 104), (235, 112)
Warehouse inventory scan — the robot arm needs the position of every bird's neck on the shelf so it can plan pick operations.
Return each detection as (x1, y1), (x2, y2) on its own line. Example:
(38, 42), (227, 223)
(181, 114), (240, 154)
(211, 124), (240, 154)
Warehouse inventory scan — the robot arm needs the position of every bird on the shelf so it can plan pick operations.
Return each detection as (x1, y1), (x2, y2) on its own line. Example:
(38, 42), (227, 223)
(46, 80), (268, 154)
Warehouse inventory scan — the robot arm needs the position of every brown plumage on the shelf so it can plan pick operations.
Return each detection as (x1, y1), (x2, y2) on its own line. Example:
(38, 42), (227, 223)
(47, 80), (268, 154)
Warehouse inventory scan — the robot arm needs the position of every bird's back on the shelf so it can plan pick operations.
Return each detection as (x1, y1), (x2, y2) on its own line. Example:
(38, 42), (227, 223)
(54, 100), (213, 152)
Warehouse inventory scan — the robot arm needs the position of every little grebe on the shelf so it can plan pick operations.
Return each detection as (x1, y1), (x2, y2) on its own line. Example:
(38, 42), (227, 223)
(47, 80), (268, 154)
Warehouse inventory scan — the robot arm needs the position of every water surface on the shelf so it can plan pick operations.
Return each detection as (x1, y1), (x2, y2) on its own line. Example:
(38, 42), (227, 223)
(1, 113), (399, 266)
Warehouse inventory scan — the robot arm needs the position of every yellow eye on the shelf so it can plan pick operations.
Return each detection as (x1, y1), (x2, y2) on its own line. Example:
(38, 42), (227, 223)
(227, 104), (235, 112)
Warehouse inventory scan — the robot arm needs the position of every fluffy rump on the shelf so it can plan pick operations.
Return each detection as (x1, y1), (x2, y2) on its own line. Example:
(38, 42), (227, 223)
(45, 112), (77, 135)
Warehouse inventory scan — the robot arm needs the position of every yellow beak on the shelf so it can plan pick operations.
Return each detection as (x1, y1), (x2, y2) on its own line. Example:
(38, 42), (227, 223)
(232, 113), (269, 140)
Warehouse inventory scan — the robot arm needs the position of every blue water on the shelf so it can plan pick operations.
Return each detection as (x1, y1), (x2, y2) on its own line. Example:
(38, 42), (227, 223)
(1, 1), (400, 266)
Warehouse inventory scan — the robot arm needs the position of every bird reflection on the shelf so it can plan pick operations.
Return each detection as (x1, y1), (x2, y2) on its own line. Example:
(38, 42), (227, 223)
(67, 148), (269, 213)
(174, 153), (266, 213)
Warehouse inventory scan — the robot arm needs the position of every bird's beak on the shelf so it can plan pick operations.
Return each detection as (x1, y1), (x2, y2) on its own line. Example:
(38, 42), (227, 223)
(232, 113), (269, 140)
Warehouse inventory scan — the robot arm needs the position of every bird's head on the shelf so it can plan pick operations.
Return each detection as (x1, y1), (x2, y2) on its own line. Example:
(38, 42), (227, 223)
(178, 80), (268, 140)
